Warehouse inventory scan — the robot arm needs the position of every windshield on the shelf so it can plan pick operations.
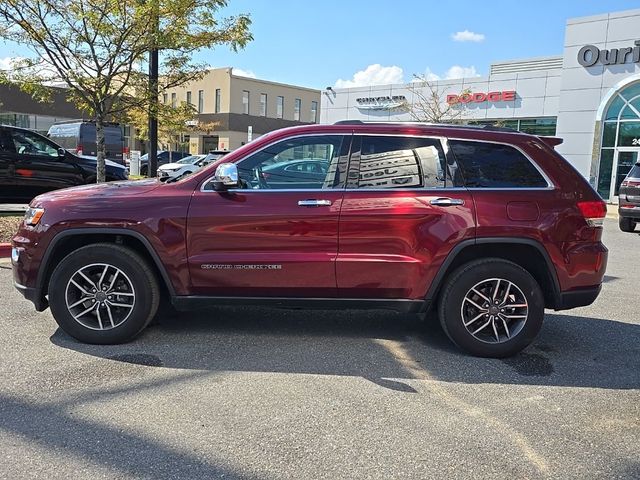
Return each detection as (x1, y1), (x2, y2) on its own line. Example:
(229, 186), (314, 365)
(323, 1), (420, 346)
(176, 155), (201, 164)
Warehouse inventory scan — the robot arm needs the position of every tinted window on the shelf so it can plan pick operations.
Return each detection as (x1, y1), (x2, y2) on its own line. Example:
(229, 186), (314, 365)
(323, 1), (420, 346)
(237, 135), (346, 190)
(350, 136), (452, 189)
(449, 140), (548, 188)
(10, 129), (59, 157)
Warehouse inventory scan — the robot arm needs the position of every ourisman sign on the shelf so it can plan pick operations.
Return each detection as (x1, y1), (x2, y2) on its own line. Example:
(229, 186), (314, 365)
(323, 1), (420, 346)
(578, 40), (640, 67)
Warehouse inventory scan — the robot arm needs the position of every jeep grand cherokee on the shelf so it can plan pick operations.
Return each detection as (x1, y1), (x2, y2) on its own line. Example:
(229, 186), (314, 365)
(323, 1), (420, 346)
(11, 122), (608, 357)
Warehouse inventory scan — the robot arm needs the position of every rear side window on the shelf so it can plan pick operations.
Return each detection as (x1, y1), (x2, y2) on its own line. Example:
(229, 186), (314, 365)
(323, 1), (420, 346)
(350, 136), (455, 189)
(449, 140), (548, 188)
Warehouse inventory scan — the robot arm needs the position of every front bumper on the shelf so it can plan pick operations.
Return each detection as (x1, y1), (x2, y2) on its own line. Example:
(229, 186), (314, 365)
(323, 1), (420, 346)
(13, 280), (48, 311)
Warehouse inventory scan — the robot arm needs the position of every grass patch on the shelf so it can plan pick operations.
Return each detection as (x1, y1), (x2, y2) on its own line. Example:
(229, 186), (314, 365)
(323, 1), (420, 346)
(0, 215), (22, 243)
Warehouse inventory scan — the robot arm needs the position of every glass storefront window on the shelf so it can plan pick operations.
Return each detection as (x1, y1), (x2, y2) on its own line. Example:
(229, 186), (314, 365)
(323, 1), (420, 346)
(602, 122), (616, 147)
(620, 105), (638, 120)
(604, 95), (625, 121)
(597, 149), (614, 199)
(617, 122), (640, 147)
(468, 117), (556, 136)
(619, 82), (640, 101)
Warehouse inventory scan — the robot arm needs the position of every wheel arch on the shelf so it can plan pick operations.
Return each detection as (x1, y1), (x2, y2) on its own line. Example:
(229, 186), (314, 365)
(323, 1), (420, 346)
(426, 238), (561, 309)
(36, 228), (175, 310)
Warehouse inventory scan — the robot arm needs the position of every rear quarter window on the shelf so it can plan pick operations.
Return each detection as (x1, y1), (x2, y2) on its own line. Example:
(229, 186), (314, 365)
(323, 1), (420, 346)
(449, 140), (548, 188)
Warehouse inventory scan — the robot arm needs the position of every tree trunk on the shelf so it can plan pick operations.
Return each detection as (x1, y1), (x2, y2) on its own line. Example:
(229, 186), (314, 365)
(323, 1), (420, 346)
(96, 116), (106, 183)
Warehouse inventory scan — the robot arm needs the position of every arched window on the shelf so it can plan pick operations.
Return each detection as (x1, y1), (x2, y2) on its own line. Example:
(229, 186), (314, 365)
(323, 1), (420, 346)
(599, 82), (640, 199)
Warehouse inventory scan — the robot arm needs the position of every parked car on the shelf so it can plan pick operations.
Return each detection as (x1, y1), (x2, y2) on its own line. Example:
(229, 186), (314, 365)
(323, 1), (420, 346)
(129, 151), (191, 176)
(47, 121), (125, 165)
(158, 155), (206, 181)
(0, 125), (127, 202)
(158, 151), (228, 182)
(618, 161), (640, 232)
(12, 122), (608, 357)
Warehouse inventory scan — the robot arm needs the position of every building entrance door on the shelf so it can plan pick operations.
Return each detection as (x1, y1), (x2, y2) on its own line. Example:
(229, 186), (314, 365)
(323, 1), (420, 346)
(610, 148), (640, 202)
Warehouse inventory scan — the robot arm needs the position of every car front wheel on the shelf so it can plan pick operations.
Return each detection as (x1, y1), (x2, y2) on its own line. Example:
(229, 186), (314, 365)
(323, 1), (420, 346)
(438, 258), (544, 358)
(48, 243), (160, 344)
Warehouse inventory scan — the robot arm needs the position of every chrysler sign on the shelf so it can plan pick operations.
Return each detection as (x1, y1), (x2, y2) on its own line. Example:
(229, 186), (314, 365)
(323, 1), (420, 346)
(356, 95), (407, 110)
(578, 40), (640, 67)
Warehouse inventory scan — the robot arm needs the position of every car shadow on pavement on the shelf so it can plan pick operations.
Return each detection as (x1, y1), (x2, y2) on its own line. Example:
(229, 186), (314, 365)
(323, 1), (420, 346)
(0, 389), (264, 479)
(51, 307), (640, 392)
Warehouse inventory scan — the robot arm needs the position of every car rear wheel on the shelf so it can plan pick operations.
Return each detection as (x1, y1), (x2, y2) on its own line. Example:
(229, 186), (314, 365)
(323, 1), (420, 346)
(619, 217), (636, 232)
(437, 258), (544, 358)
(48, 243), (160, 344)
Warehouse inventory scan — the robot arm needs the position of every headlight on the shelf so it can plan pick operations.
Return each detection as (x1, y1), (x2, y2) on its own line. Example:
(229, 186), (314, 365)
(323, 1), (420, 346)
(24, 207), (45, 226)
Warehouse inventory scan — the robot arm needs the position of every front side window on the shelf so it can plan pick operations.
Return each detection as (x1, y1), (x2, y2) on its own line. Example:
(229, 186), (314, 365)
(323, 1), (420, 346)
(449, 140), (548, 188)
(276, 96), (284, 119)
(236, 135), (347, 190)
(242, 90), (249, 114)
(349, 136), (453, 189)
(10, 129), (59, 157)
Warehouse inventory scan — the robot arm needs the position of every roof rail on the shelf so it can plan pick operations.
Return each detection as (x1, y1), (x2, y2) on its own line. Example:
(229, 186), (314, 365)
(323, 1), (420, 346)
(332, 120), (518, 133)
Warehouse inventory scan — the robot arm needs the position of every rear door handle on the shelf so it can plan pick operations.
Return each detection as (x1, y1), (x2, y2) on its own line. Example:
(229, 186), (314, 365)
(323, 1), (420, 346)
(298, 199), (332, 207)
(430, 197), (465, 206)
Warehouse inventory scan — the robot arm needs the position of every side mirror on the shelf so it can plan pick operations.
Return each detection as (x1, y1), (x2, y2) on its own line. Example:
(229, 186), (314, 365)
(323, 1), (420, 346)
(57, 148), (66, 158)
(211, 163), (239, 191)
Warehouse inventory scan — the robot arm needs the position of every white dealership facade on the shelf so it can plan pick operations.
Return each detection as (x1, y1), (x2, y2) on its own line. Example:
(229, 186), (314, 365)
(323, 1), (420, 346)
(321, 8), (640, 202)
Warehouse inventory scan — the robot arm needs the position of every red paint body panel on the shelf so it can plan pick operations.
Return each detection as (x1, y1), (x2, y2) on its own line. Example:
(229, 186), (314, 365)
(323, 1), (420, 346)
(337, 190), (475, 299)
(186, 190), (344, 297)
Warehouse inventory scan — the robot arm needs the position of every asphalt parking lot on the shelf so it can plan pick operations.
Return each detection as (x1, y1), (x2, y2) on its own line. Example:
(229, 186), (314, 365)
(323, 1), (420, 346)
(0, 219), (638, 479)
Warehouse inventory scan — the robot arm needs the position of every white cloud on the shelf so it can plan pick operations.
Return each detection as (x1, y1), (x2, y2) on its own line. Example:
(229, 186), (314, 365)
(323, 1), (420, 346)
(452, 30), (485, 42)
(417, 65), (481, 81)
(0, 56), (25, 71)
(334, 64), (404, 88)
(232, 68), (257, 78)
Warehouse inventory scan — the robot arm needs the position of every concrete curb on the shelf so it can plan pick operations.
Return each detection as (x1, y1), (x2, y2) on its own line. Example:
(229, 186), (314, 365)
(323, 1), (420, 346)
(0, 243), (10, 259)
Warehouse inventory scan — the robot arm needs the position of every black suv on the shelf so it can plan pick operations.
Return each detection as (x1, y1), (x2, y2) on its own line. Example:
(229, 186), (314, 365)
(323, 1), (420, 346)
(619, 161), (640, 232)
(0, 125), (128, 202)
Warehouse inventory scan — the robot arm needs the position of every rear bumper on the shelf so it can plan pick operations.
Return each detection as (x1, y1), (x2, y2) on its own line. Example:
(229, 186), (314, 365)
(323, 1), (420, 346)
(555, 285), (601, 311)
(618, 204), (640, 219)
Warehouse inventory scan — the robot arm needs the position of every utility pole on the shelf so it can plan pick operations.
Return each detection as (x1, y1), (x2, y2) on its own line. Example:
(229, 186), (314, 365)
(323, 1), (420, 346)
(148, 48), (158, 177)
(148, 0), (159, 177)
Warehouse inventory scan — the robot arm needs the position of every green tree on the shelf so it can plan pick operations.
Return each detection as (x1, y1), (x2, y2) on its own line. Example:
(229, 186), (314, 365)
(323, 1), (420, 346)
(0, 0), (251, 182)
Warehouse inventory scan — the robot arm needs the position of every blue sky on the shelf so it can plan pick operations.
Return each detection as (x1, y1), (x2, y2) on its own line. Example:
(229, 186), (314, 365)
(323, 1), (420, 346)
(1, 0), (640, 89)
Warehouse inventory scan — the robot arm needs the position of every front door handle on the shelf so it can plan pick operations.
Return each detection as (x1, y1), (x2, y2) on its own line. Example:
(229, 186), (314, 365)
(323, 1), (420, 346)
(298, 199), (332, 207)
(430, 197), (465, 206)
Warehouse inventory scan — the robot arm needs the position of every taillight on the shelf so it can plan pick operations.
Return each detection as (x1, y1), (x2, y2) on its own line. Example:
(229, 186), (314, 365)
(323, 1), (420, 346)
(77, 145), (83, 156)
(577, 200), (606, 227)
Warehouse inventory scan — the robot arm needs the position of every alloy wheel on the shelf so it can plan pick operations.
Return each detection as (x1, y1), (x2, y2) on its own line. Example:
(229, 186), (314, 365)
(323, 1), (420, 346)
(65, 263), (136, 330)
(460, 278), (528, 344)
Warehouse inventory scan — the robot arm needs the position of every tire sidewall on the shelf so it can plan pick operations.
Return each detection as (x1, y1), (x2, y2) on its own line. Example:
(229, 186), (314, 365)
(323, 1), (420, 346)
(439, 260), (544, 358)
(49, 245), (157, 344)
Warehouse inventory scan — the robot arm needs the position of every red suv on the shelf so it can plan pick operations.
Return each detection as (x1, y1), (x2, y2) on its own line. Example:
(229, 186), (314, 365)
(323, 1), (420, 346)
(11, 122), (608, 357)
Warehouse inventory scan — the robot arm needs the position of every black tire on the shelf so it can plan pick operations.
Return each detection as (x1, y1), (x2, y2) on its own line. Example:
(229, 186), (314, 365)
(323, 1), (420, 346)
(48, 243), (160, 344)
(437, 258), (544, 358)
(619, 217), (636, 232)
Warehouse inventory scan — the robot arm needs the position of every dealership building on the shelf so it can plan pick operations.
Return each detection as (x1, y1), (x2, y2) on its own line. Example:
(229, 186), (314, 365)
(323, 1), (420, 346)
(321, 8), (640, 203)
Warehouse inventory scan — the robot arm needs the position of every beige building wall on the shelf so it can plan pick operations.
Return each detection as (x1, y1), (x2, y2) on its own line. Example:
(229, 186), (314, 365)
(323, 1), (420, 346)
(162, 68), (321, 151)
